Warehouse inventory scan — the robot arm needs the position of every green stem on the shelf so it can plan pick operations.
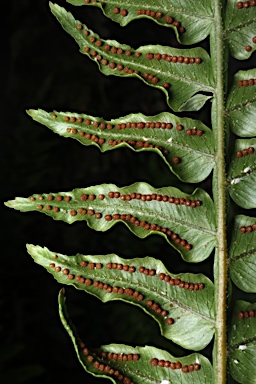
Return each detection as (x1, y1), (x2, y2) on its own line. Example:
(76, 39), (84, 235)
(212, 0), (228, 383)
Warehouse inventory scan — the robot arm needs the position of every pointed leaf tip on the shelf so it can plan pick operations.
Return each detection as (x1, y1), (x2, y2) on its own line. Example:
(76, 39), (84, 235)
(28, 109), (215, 183)
(26, 244), (36, 253)
(4, 200), (15, 208)
(12, 183), (216, 263)
(49, 2), (54, 12)
(26, 109), (35, 117)
(49, 2), (60, 15)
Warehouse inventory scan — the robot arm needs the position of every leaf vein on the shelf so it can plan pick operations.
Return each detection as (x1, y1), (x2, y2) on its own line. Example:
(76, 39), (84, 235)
(101, 273), (214, 322)
(229, 247), (256, 264)
(92, 201), (216, 234)
(225, 17), (256, 35)
(226, 96), (256, 113)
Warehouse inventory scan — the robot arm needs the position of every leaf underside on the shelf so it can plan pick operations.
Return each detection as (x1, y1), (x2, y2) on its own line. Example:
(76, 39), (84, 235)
(227, 138), (256, 209)
(6, 183), (217, 263)
(229, 215), (256, 293)
(28, 244), (215, 350)
(225, 4), (256, 379)
(9, 1), (256, 383)
(27, 109), (215, 183)
(58, 288), (213, 383)
(67, 0), (256, 61)
(228, 300), (256, 384)
(225, 1), (256, 60)
(226, 69), (256, 137)
(66, 0), (214, 45)
(49, 3), (214, 112)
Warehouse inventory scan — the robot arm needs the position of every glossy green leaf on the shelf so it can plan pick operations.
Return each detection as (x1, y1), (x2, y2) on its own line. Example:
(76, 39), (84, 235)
(58, 288), (213, 382)
(227, 138), (256, 208)
(179, 94), (213, 112)
(27, 109), (215, 183)
(225, 0), (256, 60)
(6, 183), (217, 263)
(49, 3), (215, 112)
(228, 300), (256, 383)
(67, 0), (214, 45)
(28, 245), (215, 350)
(229, 215), (256, 293)
(226, 68), (256, 137)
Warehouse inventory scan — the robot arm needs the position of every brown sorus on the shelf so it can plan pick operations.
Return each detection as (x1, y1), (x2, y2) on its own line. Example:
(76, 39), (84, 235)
(120, 9), (128, 16)
(172, 156), (181, 164)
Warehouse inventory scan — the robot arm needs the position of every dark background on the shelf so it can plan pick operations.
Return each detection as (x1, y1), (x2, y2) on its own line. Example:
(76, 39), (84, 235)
(2, 1), (255, 383)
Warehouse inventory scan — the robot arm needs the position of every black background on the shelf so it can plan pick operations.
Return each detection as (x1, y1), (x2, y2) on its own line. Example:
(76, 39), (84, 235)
(2, 1), (255, 383)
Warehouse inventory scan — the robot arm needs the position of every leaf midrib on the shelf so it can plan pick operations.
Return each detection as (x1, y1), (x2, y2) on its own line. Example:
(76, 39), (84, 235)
(7, 194), (217, 234)
(228, 336), (256, 353)
(229, 246), (256, 264)
(56, 5), (215, 90)
(225, 17), (256, 35)
(226, 96), (256, 113)
(47, 256), (215, 323)
(228, 165), (256, 183)
(89, 200), (216, 234)
(69, 0), (215, 20)
(55, 121), (215, 158)
(92, 48), (215, 90)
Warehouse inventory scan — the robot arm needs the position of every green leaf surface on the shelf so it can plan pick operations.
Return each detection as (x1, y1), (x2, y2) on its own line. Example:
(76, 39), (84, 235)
(58, 288), (213, 382)
(27, 109), (215, 183)
(227, 138), (256, 208)
(6, 183), (217, 263)
(225, 0), (256, 60)
(179, 94), (213, 112)
(66, 0), (214, 45)
(226, 68), (256, 137)
(50, 3), (215, 112)
(228, 300), (256, 383)
(229, 215), (256, 293)
(28, 245), (215, 350)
